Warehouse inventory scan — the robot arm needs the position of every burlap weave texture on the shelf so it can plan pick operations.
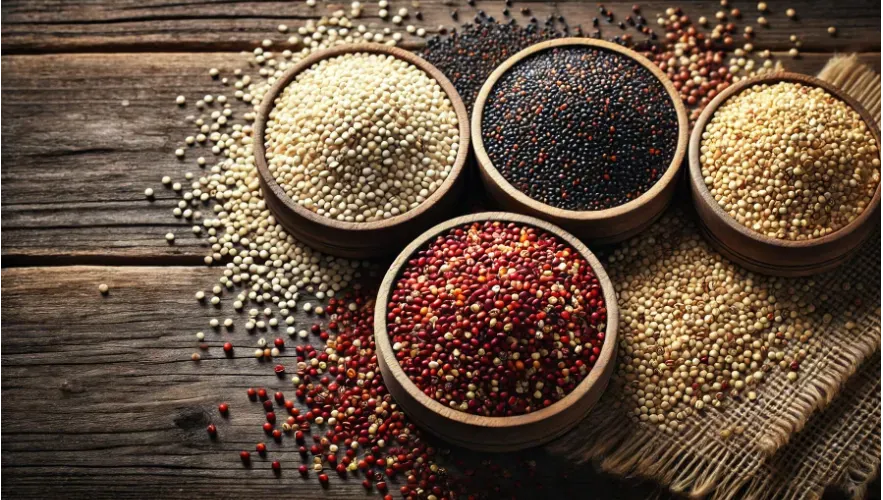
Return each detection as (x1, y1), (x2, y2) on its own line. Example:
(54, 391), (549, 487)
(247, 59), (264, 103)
(550, 56), (882, 498)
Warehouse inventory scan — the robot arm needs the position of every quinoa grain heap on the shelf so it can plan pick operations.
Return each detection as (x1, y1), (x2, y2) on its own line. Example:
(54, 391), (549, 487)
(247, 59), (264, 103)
(387, 221), (608, 416)
(263, 52), (460, 223)
(608, 211), (824, 433)
(481, 46), (680, 211)
(423, 10), (667, 115)
(700, 82), (880, 240)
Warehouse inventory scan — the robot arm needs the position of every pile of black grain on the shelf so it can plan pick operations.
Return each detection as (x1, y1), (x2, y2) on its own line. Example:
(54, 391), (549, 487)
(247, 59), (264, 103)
(480, 45), (680, 211)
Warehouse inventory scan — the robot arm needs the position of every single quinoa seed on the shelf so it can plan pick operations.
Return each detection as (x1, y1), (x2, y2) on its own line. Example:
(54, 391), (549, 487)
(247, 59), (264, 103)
(700, 82), (880, 240)
(387, 221), (607, 416)
(481, 46), (679, 211)
(263, 52), (460, 223)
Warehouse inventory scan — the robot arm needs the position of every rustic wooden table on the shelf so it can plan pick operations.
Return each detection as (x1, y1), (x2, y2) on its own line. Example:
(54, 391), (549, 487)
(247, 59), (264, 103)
(2, 1), (880, 498)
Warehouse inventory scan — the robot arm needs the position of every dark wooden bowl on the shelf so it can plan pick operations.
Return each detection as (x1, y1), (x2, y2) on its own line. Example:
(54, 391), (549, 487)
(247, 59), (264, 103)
(688, 72), (881, 277)
(254, 43), (471, 258)
(471, 38), (689, 245)
(374, 212), (619, 452)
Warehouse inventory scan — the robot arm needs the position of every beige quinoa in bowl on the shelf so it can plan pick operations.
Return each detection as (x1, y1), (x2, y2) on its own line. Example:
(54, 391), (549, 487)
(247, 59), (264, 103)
(699, 81), (880, 241)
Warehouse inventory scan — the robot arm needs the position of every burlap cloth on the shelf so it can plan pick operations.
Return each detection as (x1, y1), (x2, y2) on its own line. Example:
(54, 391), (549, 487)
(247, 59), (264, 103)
(746, 352), (880, 500)
(549, 56), (882, 499)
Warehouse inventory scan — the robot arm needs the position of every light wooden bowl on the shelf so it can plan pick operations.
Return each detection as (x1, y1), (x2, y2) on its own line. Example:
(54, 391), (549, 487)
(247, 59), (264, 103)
(374, 212), (619, 452)
(688, 72), (881, 277)
(471, 38), (689, 245)
(254, 43), (471, 258)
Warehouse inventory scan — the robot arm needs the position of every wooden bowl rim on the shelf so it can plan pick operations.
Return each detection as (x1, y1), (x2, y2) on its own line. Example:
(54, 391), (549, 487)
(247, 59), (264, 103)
(471, 37), (690, 222)
(374, 211), (619, 429)
(254, 43), (471, 232)
(688, 71), (882, 249)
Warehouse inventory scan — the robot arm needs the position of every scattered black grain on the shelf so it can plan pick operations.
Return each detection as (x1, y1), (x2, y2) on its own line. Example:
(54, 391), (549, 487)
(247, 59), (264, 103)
(422, 18), (567, 109)
(423, 9), (659, 113)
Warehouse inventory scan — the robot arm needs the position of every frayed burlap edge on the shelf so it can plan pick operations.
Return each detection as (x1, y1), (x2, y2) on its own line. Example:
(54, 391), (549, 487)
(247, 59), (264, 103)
(549, 55), (883, 499)
(818, 54), (882, 125)
(817, 54), (882, 500)
(551, 406), (758, 498)
(736, 354), (881, 500)
(550, 320), (880, 499)
(750, 323), (880, 454)
(835, 444), (883, 498)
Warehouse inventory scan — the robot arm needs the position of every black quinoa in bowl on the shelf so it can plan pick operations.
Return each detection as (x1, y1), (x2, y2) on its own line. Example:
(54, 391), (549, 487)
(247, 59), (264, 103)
(480, 45), (680, 211)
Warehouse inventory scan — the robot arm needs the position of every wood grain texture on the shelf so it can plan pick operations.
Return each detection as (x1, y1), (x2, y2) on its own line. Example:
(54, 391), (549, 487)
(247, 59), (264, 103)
(2, 0), (881, 496)
(1, 0), (879, 54)
(1, 52), (250, 264)
(3, 51), (879, 264)
(0, 265), (660, 499)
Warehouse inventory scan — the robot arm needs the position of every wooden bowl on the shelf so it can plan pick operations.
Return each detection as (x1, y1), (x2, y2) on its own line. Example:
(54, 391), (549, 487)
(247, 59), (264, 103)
(254, 43), (471, 258)
(471, 38), (689, 245)
(374, 212), (619, 452)
(688, 72), (881, 277)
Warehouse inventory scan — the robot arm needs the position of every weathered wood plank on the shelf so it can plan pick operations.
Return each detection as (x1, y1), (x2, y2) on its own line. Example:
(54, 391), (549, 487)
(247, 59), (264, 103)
(0, 265), (668, 498)
(1, 52), (250, 264)
(1, 0), (880, 54)
(3, 51), (880, 265)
